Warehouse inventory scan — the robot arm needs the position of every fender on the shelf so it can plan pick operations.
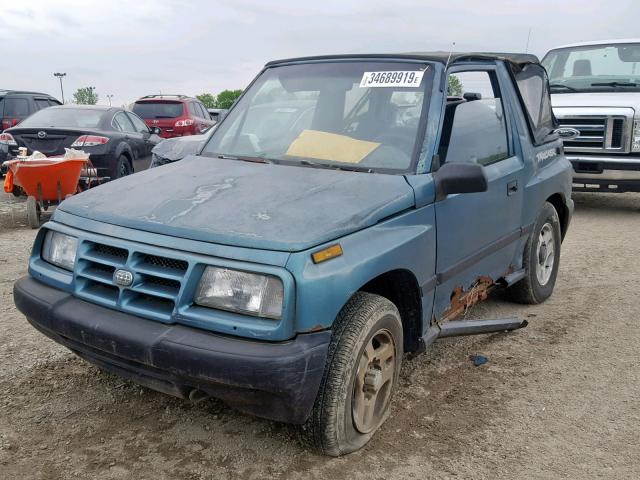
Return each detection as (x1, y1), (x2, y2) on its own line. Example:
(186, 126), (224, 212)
(286, 204), (437, 335)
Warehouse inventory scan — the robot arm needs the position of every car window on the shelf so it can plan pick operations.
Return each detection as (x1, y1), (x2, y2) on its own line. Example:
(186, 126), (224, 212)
(19, 108), (104, 128)
(49, 99), (62, 107)
(440, 70), (509, 166)
(188, 102), (199, 117)
(4, 98), (30, 116)
(112, 112), (136, 133)
(126, 112), (150, 133)
(35, 98), (51, 111)
(132, 101), (183, 119)
(197, 103), (209, 119)
(510, 64), (554, 145)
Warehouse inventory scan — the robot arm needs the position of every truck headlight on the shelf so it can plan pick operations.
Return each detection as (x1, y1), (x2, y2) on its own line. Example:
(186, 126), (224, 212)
(194, 266), (284, 319)
(633, 120), (640, 152)
(41, 231), (78, 271)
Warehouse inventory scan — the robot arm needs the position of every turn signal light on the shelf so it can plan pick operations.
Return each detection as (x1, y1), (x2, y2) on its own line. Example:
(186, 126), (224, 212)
(312, 244), (343, 264)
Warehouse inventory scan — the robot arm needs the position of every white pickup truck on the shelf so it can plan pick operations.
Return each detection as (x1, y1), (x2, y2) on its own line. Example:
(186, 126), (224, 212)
(542, 39), (640, 193)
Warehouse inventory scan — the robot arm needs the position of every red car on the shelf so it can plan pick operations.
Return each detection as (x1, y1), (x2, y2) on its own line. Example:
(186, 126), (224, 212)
(132, 95), (214, 139)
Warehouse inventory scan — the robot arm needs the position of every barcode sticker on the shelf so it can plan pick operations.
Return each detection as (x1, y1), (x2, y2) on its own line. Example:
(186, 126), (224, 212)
(359, 68), (427, 88)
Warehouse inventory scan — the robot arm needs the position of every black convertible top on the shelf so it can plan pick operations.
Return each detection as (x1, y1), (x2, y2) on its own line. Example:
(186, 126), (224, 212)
(266, 52), (540, 68)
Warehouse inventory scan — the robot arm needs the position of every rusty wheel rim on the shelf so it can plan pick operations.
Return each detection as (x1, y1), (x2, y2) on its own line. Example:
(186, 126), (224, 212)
(536, 222), (555, 286)
(352, 328), (396, 434)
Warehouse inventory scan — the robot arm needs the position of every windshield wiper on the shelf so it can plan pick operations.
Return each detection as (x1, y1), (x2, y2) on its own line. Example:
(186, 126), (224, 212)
(591, 81), (638, 87)
(299, 159), (373, 173)
(217, 154), (274, 164)
(549, 83), (578, 92)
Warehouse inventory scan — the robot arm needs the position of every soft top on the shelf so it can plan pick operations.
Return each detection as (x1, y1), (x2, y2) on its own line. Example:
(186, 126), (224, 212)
(265, 52), (540, 68)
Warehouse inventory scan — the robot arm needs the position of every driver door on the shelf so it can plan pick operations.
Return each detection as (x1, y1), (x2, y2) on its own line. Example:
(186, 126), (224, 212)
(433, 66), (525, 321)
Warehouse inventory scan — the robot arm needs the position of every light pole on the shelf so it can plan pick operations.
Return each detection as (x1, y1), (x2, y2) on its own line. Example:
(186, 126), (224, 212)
(53, 72), (66, 103)
(106, 94), (114, 106)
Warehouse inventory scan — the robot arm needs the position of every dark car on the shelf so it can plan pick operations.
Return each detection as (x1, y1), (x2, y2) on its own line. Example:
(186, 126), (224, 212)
(206, 108), (228, 123)
(0, 105), (162, 180)
(0, 90), (62, 132)
(132, 95), (214, 139)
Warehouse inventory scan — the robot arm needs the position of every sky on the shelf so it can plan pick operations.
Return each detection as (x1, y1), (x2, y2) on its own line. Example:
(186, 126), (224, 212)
(1, 0), (638, 107)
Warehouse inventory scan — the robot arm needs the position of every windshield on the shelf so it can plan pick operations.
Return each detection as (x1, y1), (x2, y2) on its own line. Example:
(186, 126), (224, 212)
(542, 43), (640, 93)
(202, 61), (434, 173)
(133, 101), (184, 119)
(18, 108), (104, 128)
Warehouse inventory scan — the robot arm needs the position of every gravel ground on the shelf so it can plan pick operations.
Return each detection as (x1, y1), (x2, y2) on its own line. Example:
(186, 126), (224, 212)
(0, 191), (638, 479)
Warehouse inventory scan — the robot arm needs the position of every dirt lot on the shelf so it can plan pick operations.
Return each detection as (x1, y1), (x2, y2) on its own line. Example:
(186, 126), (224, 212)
(0, 191), (638, 479)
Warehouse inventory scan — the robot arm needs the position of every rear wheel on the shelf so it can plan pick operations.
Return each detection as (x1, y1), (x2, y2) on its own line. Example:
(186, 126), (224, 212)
(26, 196), (41, 229)
(507, 202), (562, 304)
(115, 156), (132, 179)
(302, 292), (403, 456)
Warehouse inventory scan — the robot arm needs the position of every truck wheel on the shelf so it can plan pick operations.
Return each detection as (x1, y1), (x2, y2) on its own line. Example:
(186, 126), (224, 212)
(26, 196), (41, 229)
(302, 292), (403, 456)
(507, 202), (561, 304)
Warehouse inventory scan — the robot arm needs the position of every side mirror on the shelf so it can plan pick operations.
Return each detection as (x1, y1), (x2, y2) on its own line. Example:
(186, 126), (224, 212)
(150, 126), (162, 135)
(463, 92), (482, 102)
(434, 162), (488, 199)
(553, 127), (579, 140)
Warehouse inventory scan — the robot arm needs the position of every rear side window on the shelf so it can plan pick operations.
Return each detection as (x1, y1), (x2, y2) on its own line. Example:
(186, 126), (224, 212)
(112, 112), (136, 133)
(188, 102), (199, 116)
(4, 97), (30, 116)
(132, 101), (184, 119)
(35, 98), (51, 111)
(126, 112), (150, 133)
(440, 70), (510, 166)
(510, 63), (555, 145)
(197, 103), (209, 118)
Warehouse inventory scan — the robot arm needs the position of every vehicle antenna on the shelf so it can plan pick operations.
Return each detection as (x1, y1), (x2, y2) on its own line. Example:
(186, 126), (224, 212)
(444, 42), (456, 71)
(525, 28), (532, 53)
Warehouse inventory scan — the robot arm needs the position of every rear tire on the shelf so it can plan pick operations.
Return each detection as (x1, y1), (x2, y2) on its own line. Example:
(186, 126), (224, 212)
(507, 202), (561, 304)
(302, 292), (403, 456)
(26, 196), (41, 229)
(114, 156), (132, 179)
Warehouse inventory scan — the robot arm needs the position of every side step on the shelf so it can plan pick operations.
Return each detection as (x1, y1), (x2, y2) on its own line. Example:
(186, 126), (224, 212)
(420, 317), (528, 349)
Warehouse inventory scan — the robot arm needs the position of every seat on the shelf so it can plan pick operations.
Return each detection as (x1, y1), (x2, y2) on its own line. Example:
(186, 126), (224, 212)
(573, 59), (592, 76)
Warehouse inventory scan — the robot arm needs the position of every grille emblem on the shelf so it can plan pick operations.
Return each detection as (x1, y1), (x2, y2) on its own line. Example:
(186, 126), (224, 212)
(114, 269), (133, 287)
(37, 131), (47, 139)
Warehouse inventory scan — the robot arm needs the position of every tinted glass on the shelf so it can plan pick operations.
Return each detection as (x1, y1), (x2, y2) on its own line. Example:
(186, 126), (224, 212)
(19, 108), (104, 128)
(132, 101), (183, 119)
(4, 98), (29, 116)
(127, 112), (150, 133)
(113, 112), (136, 133)
(203, 61), (435, 173)
(187, 102), (199, 116)
(543, 43), (640, 93)
(441, 70), (509, 166)
(511, 64), (555, 145)
(35, 99), (51, 111)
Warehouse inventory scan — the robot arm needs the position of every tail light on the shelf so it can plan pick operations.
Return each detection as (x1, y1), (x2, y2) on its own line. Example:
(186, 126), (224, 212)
(174, 119), (194, 127)
(2, 119), (18, 130)
(0, 133), (17, 146)
(71, 135), (109, 147)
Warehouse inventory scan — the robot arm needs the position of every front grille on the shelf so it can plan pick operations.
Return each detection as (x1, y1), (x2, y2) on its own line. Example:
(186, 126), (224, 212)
(557, 115), (630, 154)
(74, 240), (190, 321)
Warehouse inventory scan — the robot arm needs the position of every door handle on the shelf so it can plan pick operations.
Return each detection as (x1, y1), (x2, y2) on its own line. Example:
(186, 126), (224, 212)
(507, 180), (518, 196)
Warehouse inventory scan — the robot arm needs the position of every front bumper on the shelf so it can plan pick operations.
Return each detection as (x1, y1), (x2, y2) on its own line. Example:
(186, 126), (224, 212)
(568, 155), (640, 192)
(14, 276), (330, 424)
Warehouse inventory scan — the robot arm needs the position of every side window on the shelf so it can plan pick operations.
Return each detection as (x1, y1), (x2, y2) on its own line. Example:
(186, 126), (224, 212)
(511, 64), (554, 145)
(4, 98), (30, 116)
(34, 99), (51, 111)
(440, 70), (509, 166)
(112, 112), (136, 133)
(198, 103), (210, 119)
(188, 102), (199, 117)
(126, 112), (150, 133)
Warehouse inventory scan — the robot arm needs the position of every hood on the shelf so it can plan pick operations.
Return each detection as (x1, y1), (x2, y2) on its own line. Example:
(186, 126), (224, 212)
(151, 134), (206, 165)
(551, 92), (640, 112)
(58, 156), (416, 252)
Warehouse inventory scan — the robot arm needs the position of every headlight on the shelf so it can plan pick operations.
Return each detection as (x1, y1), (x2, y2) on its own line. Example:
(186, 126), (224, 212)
(41, 231), (78, 270)
(194, 266), (284, 319)
(633, 120), (640, 152)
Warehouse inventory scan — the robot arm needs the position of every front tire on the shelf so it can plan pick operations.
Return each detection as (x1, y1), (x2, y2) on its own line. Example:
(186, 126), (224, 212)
(507, 202), (562, 304)
(302, 292), (403, 456)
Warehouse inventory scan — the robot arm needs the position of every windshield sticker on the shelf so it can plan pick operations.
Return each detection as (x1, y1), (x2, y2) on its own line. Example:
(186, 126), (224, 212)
(359, 68), (427, 88)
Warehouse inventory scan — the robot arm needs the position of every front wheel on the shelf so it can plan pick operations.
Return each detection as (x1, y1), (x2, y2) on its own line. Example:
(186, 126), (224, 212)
(507, 202), (562, 304)
(302, 292), (403, 456)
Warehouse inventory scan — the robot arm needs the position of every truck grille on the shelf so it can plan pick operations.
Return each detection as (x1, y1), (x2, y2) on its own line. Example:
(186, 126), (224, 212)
(74, 240), (190, 322)
(556, 112), (632, 154)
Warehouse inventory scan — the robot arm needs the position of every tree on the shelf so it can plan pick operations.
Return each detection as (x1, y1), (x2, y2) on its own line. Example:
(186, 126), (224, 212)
(447, 75), (463, 97)
(214, 89), (243, 109)
(73, 87), (98, 105)
(196, 93), (216, 109)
